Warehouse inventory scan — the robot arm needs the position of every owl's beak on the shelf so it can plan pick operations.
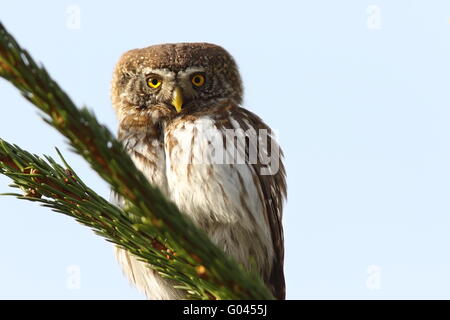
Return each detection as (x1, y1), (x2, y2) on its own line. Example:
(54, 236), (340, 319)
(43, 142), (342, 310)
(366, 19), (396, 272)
(171, 87), (183, 113)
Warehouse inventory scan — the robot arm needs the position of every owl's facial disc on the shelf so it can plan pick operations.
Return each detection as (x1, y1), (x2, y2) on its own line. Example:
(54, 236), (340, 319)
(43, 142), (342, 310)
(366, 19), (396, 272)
(140, 67), (211, 113)
(112, 43), (244, 121)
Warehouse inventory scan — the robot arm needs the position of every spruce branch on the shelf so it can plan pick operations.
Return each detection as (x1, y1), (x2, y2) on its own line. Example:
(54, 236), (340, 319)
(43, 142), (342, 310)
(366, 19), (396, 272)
(0, 139), (215, 299)
(0, 22), (274, 299)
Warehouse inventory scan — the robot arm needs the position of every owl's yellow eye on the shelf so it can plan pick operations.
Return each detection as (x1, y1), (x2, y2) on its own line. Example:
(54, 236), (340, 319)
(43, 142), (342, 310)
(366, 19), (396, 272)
(191, 74), (205, 87)
(147, 78), (162, 89)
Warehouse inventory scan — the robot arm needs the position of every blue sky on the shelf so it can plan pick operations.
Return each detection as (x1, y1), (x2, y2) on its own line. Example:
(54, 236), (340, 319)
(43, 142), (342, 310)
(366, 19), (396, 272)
(0, 0), (450, 299)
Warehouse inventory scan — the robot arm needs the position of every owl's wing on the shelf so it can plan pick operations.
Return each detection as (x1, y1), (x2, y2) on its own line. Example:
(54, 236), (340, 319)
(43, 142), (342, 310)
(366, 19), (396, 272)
(164, 103), (286, 299)
(230, 106), (286, 300)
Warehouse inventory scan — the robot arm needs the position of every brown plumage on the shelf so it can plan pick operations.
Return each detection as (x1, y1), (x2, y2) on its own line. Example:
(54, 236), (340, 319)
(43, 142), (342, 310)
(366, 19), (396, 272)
(111, 43), (287, 299)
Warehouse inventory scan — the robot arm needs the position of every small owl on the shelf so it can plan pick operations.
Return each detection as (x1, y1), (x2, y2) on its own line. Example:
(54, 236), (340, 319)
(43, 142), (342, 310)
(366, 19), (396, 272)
(111, 43), (286, 299)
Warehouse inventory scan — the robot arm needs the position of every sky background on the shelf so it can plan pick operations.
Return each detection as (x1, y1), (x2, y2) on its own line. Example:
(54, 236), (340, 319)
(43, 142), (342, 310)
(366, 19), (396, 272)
(0, 0), (450, 299)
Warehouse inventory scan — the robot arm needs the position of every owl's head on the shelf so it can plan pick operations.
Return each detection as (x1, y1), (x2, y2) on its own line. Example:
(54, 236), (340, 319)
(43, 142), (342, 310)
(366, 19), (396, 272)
(112, 43), (243, 125)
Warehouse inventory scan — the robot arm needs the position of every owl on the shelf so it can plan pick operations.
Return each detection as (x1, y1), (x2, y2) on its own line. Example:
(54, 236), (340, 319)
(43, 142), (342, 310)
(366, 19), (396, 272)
(111, 43), (286, 300)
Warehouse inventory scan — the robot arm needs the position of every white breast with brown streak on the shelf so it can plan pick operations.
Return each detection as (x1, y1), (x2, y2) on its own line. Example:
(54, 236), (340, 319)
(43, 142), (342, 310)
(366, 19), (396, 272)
(164, 116), (274, 279)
